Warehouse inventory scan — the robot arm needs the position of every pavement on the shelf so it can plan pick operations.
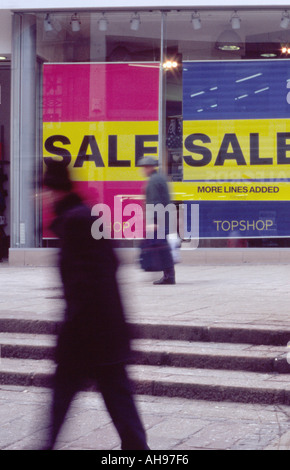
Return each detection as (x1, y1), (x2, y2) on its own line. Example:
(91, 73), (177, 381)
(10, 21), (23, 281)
(1, 256), (290, 451)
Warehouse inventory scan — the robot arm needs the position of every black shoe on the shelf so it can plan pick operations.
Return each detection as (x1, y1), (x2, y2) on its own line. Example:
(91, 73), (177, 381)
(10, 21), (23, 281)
(153, 276), (176, 285)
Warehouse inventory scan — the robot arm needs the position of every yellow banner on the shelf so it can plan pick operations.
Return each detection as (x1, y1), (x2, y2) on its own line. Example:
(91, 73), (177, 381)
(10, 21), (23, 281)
(43, 121), (159, 181)
(183, 119), (290, 182)
(172, 181), (290, 201)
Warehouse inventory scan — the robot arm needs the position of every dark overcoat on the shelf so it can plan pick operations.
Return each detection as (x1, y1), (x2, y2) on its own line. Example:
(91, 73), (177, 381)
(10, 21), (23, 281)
(139, 171), (174, 272)
(145, 171), (171, 210)
(51, 193), (131, 374)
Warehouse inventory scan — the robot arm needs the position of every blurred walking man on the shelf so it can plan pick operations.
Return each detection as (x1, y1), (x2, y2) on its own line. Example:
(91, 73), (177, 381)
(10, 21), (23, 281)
(42, 159), (149, 450)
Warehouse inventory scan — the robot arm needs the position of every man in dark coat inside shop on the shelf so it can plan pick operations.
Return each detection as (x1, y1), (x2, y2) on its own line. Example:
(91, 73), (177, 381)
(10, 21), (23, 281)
(138, 157), (176, 285)
(42, 159), (149, 450)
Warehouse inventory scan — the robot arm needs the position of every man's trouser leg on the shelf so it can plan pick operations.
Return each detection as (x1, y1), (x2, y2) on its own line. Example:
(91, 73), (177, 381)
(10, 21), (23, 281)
(47, 364), (79, 449)
(96, 363), (149, 450)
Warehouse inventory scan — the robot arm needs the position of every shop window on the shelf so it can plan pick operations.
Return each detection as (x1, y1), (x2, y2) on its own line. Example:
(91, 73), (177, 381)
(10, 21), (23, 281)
(12, 9), (290, 247)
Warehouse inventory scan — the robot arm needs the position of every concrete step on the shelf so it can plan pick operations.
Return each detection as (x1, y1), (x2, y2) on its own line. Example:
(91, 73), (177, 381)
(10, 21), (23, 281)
(1, 318), (290, 404)
(0, 333), (289, 373)
(1, 358), (290, 406)
(132, 339), (289, 373)
(1, 317), (290, 346)
(128, 364), (290, 405)
(0, 358), (55, 387)
(0, 333), (57, 360)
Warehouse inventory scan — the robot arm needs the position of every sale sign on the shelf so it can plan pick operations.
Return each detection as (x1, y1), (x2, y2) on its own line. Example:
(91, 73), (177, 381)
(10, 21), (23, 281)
(42, 62), (160, 238)
(180, 60), (290, 238)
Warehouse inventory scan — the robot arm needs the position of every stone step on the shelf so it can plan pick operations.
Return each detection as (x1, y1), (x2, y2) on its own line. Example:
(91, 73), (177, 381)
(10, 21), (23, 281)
(0, 358), (55, 387)
(132, 339), (289, 373)
(1, 317), (290, 346)
(0, 333), (57, 359)
(0, 333), (289, 373)
(129, 364), (290, 405)
(1, 358), (290, 405)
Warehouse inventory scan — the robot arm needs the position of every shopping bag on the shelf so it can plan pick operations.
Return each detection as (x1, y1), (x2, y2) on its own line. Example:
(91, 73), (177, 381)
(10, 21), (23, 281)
(139, 238), (172, 272)
(167, 234), (181, 264)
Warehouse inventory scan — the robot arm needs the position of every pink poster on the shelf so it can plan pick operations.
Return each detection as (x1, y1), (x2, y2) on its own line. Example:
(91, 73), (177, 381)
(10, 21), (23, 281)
(42, 62), (160, 239)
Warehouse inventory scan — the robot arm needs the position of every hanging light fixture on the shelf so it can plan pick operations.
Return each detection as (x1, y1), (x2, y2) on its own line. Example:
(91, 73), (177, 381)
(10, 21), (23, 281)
(191, 11), (201, 30)
(99, 13), (108, 31)
(280, 10), (290, 29)
(216, 29), (243, 51)
(231, 11), (241, 30)
(44, 14), (53, 32)
(130, 12), (141, 31)
(70, 13), (81, 32)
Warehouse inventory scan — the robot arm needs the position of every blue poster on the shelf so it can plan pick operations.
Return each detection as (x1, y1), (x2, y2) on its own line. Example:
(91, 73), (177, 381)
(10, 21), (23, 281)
(182, 60), (290, 239)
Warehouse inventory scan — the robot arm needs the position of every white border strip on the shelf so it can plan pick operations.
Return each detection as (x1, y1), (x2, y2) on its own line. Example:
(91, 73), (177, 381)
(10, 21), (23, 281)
(1, 0), (290, 11)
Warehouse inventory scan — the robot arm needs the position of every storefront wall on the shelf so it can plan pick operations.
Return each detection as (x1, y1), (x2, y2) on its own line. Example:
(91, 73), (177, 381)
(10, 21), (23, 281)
(5, 5), (290, 261)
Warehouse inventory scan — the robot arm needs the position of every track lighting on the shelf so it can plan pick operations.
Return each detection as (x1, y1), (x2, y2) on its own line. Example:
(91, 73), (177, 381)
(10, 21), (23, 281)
(280, 11), (290, 29)
(191, 11), (201, 30)
(130, 13), (141, 31)
(231, 11), (241, 30)
(70, 13), (81, 32)
(99, 13), (108, 31)
(44, 14), (53, 32)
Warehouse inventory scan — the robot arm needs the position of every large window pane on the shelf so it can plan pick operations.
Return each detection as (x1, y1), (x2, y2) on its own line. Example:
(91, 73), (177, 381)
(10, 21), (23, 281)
(164, 9), (290, 246)
(37, 11), (162, 244)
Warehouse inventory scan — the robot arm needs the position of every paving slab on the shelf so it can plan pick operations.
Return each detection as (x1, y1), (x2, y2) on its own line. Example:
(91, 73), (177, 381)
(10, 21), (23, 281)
(0, 261), (290, 331)
(0, 384), (290, 450)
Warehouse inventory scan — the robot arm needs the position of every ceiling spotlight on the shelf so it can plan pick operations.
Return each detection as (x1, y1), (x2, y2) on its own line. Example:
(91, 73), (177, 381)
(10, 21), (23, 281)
(280, 10), (290, 29)
(281, 44), (290, 54)
(99, 13), (108, 31)
(44, 14), (53, 32)
(71, 13), (81, 32)
(130, 13), (141, 31)
(191, 11), (201, 30)
(231, 11), (241, 30)
(163, 60), (178, 70)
